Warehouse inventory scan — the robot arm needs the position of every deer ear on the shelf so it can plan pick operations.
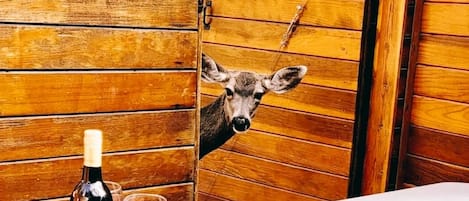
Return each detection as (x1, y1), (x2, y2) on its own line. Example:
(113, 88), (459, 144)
(263, 66), (307, 94)
(201, 53), (230, 83)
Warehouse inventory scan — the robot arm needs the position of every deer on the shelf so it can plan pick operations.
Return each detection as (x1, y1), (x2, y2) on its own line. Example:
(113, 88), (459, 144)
(199, 53), (307, 159)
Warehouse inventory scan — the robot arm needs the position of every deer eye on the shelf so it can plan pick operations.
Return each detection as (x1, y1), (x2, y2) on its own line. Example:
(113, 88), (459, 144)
(254, 92), (264, 101)
(225, 88), (234, 97)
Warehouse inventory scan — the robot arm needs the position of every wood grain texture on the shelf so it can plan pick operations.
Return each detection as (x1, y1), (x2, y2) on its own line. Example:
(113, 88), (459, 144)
(202, 43), (359, 91)
(418, 34), (469, 71)
(0, 0), (197, 28)
(208, 0), (364, 30)
(198, 170), (324, 201)
(200, 149), (348, 200)
(202, 95), (354, 148)
(202, 17), (362, 61)
(198, 192), (229, 201)
(414, 65), (469, 103)
(427, 0), (469, 2)
(0, 110), (195, 162)
(404, 154), (469, 185)
(362, 0), (407, 194)
(408, 126), (469, 167)
(202, 83), (356, 120)
(44, 183), (194, 201)
(0, 72), (196, 116)
(220, 130), (351, 176)
(411, 96), (469, 137)
(0, 26), (197, 69)
(421, 2), (469, 36)
(0, 147), (194, 201)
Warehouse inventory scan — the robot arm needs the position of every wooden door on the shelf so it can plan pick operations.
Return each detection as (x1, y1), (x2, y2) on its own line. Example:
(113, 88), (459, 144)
(0, 1), (199, 200)
(198, 0), (365, 200)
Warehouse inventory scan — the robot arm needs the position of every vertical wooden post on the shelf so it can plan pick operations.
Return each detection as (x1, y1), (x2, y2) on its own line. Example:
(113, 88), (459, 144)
(361, 0), (409, 194)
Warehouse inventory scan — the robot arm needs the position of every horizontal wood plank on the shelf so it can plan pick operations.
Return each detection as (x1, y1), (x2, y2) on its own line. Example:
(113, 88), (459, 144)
(418, 34), (469, 71)
(202, 17), (362, 61)
(414, 65), (469, 103)
(0, 0), (197, 28)
(202, 83), (356, 120)
(421, 3), (469, 36)
(404, 154), (469, 185)
(198, 192), (229, 201)
(202, 43), (359, 91)
(202, 95), (354, 148)
(200, 149), (348, 200)
(408, 125), (469, 168)
(411, 95), (469, 137)
(0, 147), (194, 201)
(208, 0), (364, 30)
(44, 183), (194, 201)
(426, 0), (469, 3)
(0, 72), (196, 116)
(198, 170), (324, 201)
(0, 26), (197, 69)
(0, 110), (195, 162)
(220, 130), (351, 176)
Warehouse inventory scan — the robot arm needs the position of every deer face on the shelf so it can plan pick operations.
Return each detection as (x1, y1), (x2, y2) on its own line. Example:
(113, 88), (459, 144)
(201, 54), (307, 133)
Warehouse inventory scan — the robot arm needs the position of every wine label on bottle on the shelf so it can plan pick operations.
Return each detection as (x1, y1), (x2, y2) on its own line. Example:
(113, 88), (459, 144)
(84, 129), (103, 167)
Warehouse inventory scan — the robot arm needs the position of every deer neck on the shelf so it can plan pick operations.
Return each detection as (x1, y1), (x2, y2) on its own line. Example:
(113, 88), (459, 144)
(200, 94), (235, 158)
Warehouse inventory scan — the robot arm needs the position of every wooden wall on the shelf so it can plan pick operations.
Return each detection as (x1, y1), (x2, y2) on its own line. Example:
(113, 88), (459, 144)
(198, 0), (364, 200)
(403, 0), (469, 186)
(0, 1), (199, 200)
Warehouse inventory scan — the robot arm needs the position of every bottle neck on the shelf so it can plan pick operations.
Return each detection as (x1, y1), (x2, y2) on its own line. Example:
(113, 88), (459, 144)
(82, 166), (103, 183)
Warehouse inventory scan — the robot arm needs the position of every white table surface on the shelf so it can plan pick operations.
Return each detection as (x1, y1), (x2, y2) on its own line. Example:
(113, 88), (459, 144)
(341, 182), (469, 201)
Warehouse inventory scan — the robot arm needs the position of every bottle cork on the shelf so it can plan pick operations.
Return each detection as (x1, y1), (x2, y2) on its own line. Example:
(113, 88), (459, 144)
(84, 129), (103, 167)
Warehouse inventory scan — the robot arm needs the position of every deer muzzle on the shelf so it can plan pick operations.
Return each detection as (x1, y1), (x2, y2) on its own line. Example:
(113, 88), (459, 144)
(232, 116), (251, 133)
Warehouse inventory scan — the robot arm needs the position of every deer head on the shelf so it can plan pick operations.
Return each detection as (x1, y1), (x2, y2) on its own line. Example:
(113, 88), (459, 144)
(201, 53), (307, 133)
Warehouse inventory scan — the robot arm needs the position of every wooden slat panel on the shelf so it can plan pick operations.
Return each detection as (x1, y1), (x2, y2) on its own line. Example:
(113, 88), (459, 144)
(208, 0), (364, 30)
(200, 149), (348, 200)
(0, 110), (195, 162)
(202, 17), (362, 61)
(0, 72), (196, 116)
(414, 65), (469, 103)
(202, 83), (356, 120)
(0, 26), (197, 69)
(45, 183), (194, 201)
(0, 147), (194, 201)
(408, 126), (469, 167)
(0, 0), (197, 28)
(411, 96), (469, 137)
(198, 170), (323, 201)
(421, 3), (469, 36)
(404, 155), (469, 185)
(202, 95), (354, 148)
(202, 43), (359, 91)
(418, 34), (469, 71)
(220, 130), (351, 176)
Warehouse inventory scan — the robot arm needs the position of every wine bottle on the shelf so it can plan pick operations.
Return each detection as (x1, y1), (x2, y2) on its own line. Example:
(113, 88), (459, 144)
(70, 129), (113, 201)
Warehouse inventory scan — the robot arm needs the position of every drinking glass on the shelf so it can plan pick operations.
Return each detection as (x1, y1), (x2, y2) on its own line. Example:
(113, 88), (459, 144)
(123, 193), (167, 201)
(104, 181), (123, 201)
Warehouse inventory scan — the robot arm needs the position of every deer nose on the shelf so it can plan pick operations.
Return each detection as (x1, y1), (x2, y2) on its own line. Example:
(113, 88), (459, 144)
(232, 117), (251, 133)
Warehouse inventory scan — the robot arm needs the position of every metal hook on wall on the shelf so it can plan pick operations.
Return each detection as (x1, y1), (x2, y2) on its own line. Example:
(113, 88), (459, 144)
(203, 0), (213, 30)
